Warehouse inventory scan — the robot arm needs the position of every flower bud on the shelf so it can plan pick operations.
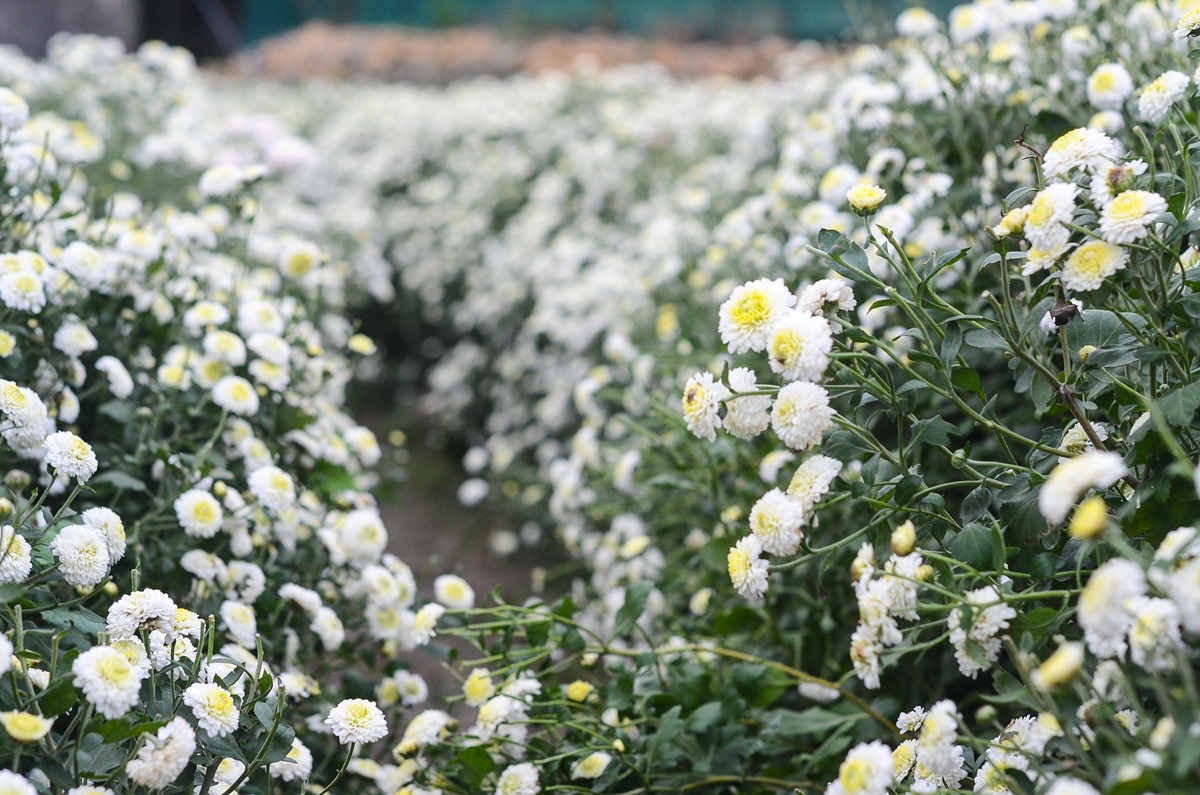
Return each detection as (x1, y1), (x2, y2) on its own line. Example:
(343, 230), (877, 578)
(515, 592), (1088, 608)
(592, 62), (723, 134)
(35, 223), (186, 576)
(975, 705), (998, 724)
(950, 450), (968, 469)
(4, 470), (29, 490)
(891, 520), (917, 556)
(850, 556), (872, 584)
(1068, 496), (1108, 540)
(1031, 641), (1085, 691)
(0, 498), (13, 519)
(915, 564), (935, 582)
(847, 183), (887, 215)
(1078, 345), (1098, 363)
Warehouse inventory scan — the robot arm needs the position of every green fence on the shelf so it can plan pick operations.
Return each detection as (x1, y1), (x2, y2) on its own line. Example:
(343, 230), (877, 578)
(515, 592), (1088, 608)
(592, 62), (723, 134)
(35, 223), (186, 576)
(241, 0), (952, 43)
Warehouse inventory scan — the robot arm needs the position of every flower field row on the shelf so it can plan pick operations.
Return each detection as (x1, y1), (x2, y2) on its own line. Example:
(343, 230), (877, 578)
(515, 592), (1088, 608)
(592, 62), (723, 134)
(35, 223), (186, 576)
(5, 0), (1200, 792)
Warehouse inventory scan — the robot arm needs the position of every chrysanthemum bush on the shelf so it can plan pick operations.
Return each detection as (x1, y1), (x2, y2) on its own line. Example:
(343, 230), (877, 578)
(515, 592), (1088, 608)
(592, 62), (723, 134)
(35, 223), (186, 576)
(242, 1), (1200, 794)
(0, 38), (471, 794)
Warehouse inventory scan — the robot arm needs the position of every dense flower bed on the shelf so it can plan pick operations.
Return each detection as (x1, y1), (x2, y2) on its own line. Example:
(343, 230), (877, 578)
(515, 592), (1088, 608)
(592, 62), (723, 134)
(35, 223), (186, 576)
(7, 0), (1200, 793)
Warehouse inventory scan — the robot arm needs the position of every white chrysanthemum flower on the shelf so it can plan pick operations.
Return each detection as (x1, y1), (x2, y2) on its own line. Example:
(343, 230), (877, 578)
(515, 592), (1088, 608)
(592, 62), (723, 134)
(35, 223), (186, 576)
(0, 88), (29, 129)
(0, 771), (36, 795)
(67, 786), (115, 795)
(148, 630), (196, 672)
(847, 184), (886, 214)
(461, 668), (496, 707)
(797, 278), (856, 315)
(1090, 159), (1147, 209)
(1175, 7), (1200, 38)
(183, 682), (240, 737)
(916, 700), (959, 780)
(1099, 190), (1167, 244)
(1038, 451), (1128, 524)
(786, 455), (842, 514)
(495, 762), (540, 795)
(53, 321), (98, 358)
(1058, 422), (1109, 463)
(107, 588), (176, 639)
(1079, 558), (1146, 658)
(771, 381), (835, 451)
(0, 526), (32, 584)
(1044, 778), (1100, 795)
(0, 270), (46, 313)
(43, 431), (98, 482)
(718, 278), (796, 354)
(174, 489), (223, 538)
(825, 740), (893, 795)
(896, 7), (938, 35)
(51, 525), (111, 588)
(311, 606), (346, 650)
(95, 356), (134, 399)
(1042, 128), (1119, 180)
(1060, 240), (1129, 292)
(897, 706), (926, 733)
(203, 330), (248, 366)
(947, 586), (1017, 678)
(1128, 596), (1183, 672)
(248, 465), (295, 512)
(1024, 183), (1077, 250)
(72, 645), (145, 719)
(571, 752), (612, 780)
(126, 716), (196, 789)
(723, 367), (771, 440)
(211, 375), (260, 416)
(1138, 70), (1190, 123)
(399, 708), (452, 750)
(434, 574), (475, 609)
(748, 489), (805, 556)
(1087, 63), (1134, 109)
(767, 311), (833, 382)
(727, 535), (769, 600)
(81, 507), (126, 563)
(220, 600), (257, 648)
(337, 508), (388, 565)
(269, 738), (313, 781)
(279, 583), (323, 616)
(850, 627), (881, 689)
(682, 372), (727, 442)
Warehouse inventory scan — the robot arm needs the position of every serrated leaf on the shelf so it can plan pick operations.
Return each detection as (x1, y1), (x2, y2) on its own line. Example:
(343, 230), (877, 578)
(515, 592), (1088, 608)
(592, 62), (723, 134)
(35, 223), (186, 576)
(910, 417), (956, 447)
(961, 486), (992, 525)
(949, 523), (994, 570)
(1155, 381), (1200, 427)
(613, 581), (653, 638)
(262, 723), (296, 765)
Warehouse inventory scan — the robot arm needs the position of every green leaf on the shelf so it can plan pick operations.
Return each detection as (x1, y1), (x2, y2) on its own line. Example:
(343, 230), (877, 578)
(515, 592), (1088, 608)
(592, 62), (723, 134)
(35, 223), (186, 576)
(821, 429), (873, 462)
(200, 729), (244, 761)
(951, 367), (986, 400)
(1156, 381), (1200, 427)
(612, 581), (654, 638)
(940, 323), (963, 368)
(963, 328), (1008, 351)
(87, 471), (147, 493)
(766, 706), (866, 737)
(1063, 309), (1145, 364)
(687, 702), (723, 733)
(646, 705), (684, 767)
(949, 523), (994, 570)
(815, 229), (870, 280)
(961, 486), (992, 525)
(253, 700), (278, 729)
(262, 723), (297, 765)
(97, 718), (168, 744)
(37, 677), (77, 716)
(910, 417), (956, 448)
